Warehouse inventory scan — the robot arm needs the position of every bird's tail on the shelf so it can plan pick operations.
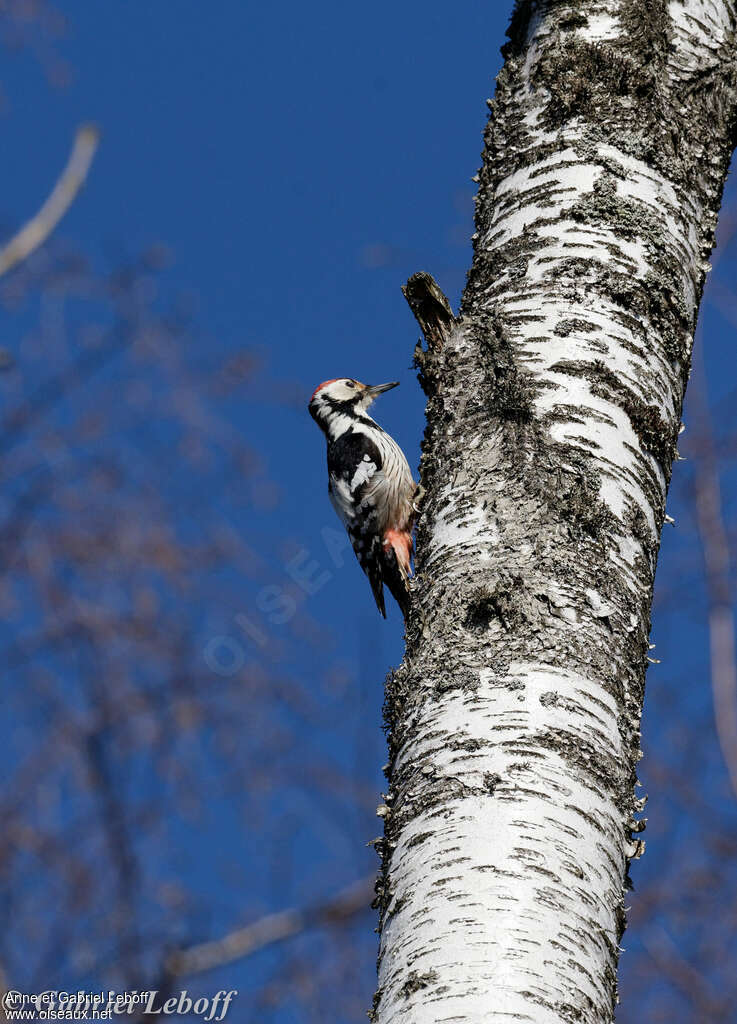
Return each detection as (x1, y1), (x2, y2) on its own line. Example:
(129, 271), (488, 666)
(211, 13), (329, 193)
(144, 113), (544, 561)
(364, 535), (387, 618)
(382, 549), (411, 619)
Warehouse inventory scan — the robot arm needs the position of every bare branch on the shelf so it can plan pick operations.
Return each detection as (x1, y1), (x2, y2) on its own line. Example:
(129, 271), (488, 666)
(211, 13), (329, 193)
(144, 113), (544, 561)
(165, 875), (373, 978)
(0, 124), (99, 278)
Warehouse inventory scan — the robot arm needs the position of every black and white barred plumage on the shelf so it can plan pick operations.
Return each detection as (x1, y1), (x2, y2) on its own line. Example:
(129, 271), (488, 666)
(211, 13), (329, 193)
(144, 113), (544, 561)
(309, 377), (418, 618)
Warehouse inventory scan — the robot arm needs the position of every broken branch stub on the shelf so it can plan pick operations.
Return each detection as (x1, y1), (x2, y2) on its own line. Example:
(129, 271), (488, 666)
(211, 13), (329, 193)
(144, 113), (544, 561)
(402, 272), (454, 351)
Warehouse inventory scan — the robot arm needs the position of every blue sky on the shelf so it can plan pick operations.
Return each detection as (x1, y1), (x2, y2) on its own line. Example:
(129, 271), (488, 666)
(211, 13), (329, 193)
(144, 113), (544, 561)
(1, 0), (507, 627)
(2, 2), (736, 1020)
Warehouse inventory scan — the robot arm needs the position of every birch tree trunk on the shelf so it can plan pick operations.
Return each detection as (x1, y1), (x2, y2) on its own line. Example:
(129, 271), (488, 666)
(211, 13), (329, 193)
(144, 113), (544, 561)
(373, 2), (737, 1021)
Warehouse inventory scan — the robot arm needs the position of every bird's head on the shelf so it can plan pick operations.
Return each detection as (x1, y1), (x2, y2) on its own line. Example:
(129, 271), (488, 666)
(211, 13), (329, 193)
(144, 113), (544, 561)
(308, 377), (399, 429)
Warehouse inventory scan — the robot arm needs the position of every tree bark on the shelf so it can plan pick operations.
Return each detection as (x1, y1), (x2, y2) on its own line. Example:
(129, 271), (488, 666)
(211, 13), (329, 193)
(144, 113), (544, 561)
(373, 2), (737, 1022)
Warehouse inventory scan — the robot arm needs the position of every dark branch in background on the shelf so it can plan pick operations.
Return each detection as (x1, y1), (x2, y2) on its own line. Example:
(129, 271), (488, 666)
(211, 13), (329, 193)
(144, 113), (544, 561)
(82, 640), (144, 984)
(641, 923), (730, 1022)
(0, 324), (128, 456)
(691, 367), (737, 799)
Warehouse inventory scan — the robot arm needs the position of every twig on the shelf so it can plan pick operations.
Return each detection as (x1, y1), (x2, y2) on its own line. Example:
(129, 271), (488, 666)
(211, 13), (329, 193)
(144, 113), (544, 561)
(0, 124), (99, 278)
(165, 875), (373, 978)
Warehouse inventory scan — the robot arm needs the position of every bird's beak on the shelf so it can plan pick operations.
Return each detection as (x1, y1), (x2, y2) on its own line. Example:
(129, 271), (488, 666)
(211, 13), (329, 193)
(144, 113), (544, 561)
(365, 381), (399, 397)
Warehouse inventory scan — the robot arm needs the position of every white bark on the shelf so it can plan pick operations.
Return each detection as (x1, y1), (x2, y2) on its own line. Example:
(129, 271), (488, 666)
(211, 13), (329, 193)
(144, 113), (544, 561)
(373, 2), (737, 1022)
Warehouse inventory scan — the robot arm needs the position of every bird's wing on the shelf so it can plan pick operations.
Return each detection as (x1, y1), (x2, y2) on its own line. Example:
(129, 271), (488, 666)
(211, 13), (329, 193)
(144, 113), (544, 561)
(327, 433), (391, 617)
(328, 454), (383, 523)
(330, 470), (389, 618)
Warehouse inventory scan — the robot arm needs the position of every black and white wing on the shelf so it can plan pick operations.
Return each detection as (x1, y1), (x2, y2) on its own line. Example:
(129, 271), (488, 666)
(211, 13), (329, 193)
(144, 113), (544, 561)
(327, 430), (390, 617)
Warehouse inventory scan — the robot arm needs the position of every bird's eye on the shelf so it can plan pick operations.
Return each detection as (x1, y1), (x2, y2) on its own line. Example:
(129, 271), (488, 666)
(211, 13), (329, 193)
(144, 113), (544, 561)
(345, 380), (355, 388)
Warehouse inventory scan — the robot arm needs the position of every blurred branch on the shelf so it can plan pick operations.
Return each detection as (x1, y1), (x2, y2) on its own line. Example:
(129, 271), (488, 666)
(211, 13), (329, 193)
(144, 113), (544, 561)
(695, 452), (737, 799)
(0, 964), (7, 1023)
(641, 923), (729, 1021)
(690, 345), (737, 800)
(165, 875), (373, 978)
(0, 326), (126, 455)
(699, 210), (737, 801)
(83, 726), (142, 980)
(0, 124), (98, 278)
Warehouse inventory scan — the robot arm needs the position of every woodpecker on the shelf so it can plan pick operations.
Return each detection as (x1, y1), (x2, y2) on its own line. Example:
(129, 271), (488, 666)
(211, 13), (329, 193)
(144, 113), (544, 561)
(309, 377), (418, 618)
